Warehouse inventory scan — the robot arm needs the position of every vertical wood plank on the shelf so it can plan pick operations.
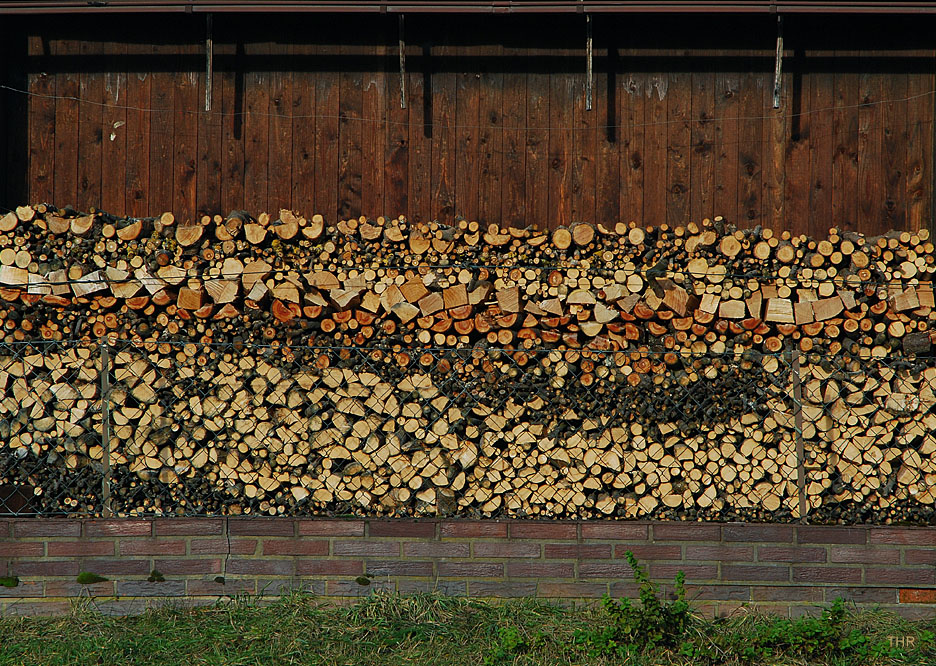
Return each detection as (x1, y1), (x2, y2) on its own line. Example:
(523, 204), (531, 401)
(77, 37), (103, 211)
(361, 23), (387, 219)
(196, 28), (223, 217)
(525, 42), (549, 229)
(431, 37), (456, 223)
(173, 38), (198, 223)
(384, 20), (409, 221)
(713, 63), (739, 226)
(619, 55), (645, 226)
(27, 34), (55, 205)
(406, 39), (429, 225)
(736, 51), (762, 229)
(316, 37), (340, 223)
(101, 39), (128, 215)
(783, 56), (810, 237)
(337, 40), (363, 221)
(149, 40), (175, 215)
(666, 69), (691, 228)
(500, 33), (525, 227)
(548, 38), (574, 228)
(906, 51), (933, 232)
(220, 37), (244, 213)
(124, 39), (151, 217)
(831, 51), (859, 232)
(291, 27), (317, 217)
(51, 34), (78, 207)
(268, 36), (294, 211)
(857, 63), (883, 234)
(455, 34), (480, 223)
(690, 65), (715, 225)
(572, 32), (596, 226)
(594, 37), (619, 227)
(808, 67), (834, 237)
(477, 37), (503, 226)
(881, 65), (907, 230)
(243, 39), (270, 215)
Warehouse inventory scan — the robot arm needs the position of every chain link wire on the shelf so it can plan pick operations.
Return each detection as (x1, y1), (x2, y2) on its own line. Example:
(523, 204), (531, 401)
(0, 339), (932, 522)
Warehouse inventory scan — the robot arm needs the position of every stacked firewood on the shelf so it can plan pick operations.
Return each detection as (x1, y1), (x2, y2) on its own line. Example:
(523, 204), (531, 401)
(0, 203), (934, 522)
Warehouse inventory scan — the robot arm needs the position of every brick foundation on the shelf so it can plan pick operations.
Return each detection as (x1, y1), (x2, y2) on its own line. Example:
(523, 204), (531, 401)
(2, 518), (935, 617)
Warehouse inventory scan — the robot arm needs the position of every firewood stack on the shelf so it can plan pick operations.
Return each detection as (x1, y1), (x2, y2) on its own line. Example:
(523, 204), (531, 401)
(0, 203), (933, 522)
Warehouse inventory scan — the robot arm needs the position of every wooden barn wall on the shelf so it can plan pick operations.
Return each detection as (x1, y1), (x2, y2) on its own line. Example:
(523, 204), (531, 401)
(5, 13), (936, 237)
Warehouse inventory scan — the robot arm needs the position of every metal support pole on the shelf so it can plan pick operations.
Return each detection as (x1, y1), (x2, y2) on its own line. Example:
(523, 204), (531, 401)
(100, 341), (112, 517)
(790, 348), (807, 523)
(205, 13), (214, 112)
(772, 15), (783, 109)
(399, 14), (406, 109)
(585, 15), (593, 111)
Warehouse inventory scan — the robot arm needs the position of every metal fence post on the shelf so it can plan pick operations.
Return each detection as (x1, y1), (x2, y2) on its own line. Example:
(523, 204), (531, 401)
(790, 348), (807, 524)
(100, 341), (112, 517)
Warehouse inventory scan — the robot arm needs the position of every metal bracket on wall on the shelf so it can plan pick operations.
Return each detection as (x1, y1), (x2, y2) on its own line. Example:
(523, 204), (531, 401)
(772, 15), (783, 109)
(585, 15), (593, 111)
(205, 13), (213, 112)
(399, 14), (406, 109)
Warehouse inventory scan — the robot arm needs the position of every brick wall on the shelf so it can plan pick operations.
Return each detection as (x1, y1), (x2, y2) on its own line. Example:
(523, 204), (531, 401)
(1, 518), (935, 617)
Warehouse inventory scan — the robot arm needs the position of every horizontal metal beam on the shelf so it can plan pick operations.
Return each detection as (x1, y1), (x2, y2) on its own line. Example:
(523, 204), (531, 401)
(3, 1), (936, 15)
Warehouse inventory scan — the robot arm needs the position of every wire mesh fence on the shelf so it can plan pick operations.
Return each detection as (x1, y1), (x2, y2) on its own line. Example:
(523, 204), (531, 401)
(0, 339), (933, 522)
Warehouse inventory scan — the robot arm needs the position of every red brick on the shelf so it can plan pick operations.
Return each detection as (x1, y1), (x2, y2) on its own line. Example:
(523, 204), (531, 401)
(155, 519), (223, 536)
(757, 547), (826, 563)
(85, 520), (152, 537)
(652, 524), (721, 541)
(190, 538), (258, 555)
(544, 544), (611, 559)
(437, 561), (503, 577)
(45, 581), (115, 597)
(751, 586), (822, 602)
(296, 560), (363, 576)
(469, 581), (537, 597)
(187, 579), (256, 596)
(398, 580), (466, 596)
(580, 523), (648, 540)
(119, 540), (186, 556)
(441, 521), (507, 539)
(686, 585), (751, 601)
(614, 545), (682, 560)
(402, 542), (469, 558)
(905, 549), (936, 565)
(368, 520), (436, 538)
(826, 587), (897, 604)
(866, 567), (936, 585)
(333, 541), (400, 557)
(899, 589), (936, 604)
(298, 520), (364, 537)
(155, 558), (222, 575)
(0, 582), (43, 598)
(325, 580), (394, 597)
(722, 524), (793, 542)
(792, 566), (861, 583)
(262, 540), (329, 556)
(506, 562), (574, 578)
(721, 565), (789, 582)
(608, 582), (641, 598)
(229, 519), (296, 537)
(797, 526), (867, 545)
(649, 564), (718, 580)
(509, 523), (577, 540)
(869, 528), (936, 546)
(117, 581), (186, 597)
(538, 582), (607, 598)
(10, 561), (80, 576)
(0, 520), (9, 537)
(366, 560), (433, 576)
(685, 546), (753, 561)
(13, 520), (80, 538)
(82, 559), (151, 576)
(829, 546), (899, 565)
(579, 563), (635, 579)
(259, 580), (325, 596)
(0, 542), (44, 557)
(0, 602), (71, 616)
(226, 559), (294, 576)
(47, 541), (115, 557)
(472, 542), (541, 558)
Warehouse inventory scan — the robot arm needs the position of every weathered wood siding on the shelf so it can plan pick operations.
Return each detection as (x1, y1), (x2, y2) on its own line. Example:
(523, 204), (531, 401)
(4, 13), (934, 236)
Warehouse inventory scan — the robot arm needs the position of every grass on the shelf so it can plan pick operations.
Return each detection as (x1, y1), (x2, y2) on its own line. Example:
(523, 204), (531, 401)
(0, 590), (933, 666)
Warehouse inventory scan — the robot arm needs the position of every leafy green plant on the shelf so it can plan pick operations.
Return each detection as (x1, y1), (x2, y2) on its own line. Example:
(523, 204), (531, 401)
(76, 572), (108, 585)
(483, 625), (527, 665)
(0, 576), (18, 588)
(573, 550), (693, 658)
(147, 569), (165, 583)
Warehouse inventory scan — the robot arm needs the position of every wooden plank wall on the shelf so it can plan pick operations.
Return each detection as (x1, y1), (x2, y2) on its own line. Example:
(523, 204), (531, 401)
(8, 13), (936, 238)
